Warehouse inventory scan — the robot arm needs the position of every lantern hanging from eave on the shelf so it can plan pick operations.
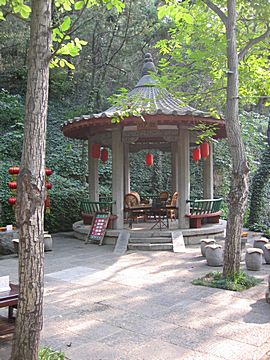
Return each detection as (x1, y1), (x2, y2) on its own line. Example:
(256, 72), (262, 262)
(200, 142), (210, 159)
(91, 144), (100, 159)
(7, 197), (16, 205)
(8, 166), (20, 175)
(45, 194), (50, 214)
(145, 153), (154, 167)
(100, 148), (108, 163)
(192, 147), (201, 162)
(45, 168), (53, 176)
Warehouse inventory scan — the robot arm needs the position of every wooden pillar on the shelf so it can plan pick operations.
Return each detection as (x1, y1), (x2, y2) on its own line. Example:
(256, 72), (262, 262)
(88, 137), (99, 201)
(112, 128), (124, 229)
(124, 143), (130, 195)
(171, 142), (178, 193)
(177, 128), (190, 228)
(203, 142), (214, 199)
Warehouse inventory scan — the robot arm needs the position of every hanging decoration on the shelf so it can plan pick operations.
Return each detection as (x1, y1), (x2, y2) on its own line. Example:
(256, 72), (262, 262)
(100, 148), (108, 163)
(91, 144), (101, 159)
(192, 147), (201, 162)
(145, 153), (154, 166)
(8, 166), (20, 176)
(200, 142), (210, 159)
(45, 168), (53, 214)
(7, 197), (16, 205)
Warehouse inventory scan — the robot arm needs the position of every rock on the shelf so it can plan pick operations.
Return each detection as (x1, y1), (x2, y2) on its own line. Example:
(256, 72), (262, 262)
(266, 275), (270, 304)
(0, 231), (18, 255)
(205, 244), (223, 267)
(245, 248), (263, 271)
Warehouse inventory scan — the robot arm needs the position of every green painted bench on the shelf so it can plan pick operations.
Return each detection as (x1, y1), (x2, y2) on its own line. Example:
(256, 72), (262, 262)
(80, 200), (117, 228)
(185, 198), (223, 228)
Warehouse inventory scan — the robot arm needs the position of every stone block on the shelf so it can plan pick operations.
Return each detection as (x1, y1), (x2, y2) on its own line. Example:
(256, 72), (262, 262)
(245, 248), (263, 271)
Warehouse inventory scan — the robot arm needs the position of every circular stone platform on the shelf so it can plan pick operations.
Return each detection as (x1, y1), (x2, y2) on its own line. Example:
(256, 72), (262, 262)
(73, 220), (226, 246)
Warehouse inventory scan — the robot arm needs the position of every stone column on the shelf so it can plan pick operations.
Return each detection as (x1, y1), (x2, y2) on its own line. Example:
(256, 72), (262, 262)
(177, 128), (190, 228)
(171, 142), (178, 194)
(88, 137), (99, 201)
(124, 143), (130, 195)
(203, 142), (214, 199)
(112, 128), (124, 229)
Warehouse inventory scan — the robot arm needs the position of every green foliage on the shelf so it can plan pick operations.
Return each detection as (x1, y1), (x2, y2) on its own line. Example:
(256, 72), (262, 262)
(39, 347), (65, 360)
(190, 122), (218, 145)
(192, 271), (262, 292)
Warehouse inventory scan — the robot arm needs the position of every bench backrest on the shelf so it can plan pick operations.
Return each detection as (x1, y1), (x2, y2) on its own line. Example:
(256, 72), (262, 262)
(187, 198), (223, 215)
(80, 200), (115, 214)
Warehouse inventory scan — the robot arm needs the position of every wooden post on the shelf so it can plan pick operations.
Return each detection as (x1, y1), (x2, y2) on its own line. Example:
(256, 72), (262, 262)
(88, 137), (99, 201)
(203, 142), (214, 199)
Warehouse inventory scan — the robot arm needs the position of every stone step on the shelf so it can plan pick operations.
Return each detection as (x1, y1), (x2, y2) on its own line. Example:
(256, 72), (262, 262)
(129, 231), (172, 238)
(129, 237), (171, 244)
(128, 243), (173, 251)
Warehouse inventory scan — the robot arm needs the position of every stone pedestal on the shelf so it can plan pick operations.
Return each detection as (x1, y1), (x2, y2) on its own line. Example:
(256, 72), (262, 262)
(200, 238), (216, 257)
(205, 244), (223, 267)
(245, 248), (263, 271)
(266, 275), (270, 304)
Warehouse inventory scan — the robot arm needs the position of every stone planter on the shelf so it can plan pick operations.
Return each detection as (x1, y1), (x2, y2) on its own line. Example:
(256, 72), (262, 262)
(200, 239), (216, 257)
(253, 238), (269, 252)
(264, 244), (270, 264)
(44, 234), (53, 252)
(205, 244), (223, 267)
(245, 248), (263, 271)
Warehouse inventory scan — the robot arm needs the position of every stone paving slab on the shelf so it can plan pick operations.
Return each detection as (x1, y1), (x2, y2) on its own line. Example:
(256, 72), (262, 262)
(0, 232), (269, 360)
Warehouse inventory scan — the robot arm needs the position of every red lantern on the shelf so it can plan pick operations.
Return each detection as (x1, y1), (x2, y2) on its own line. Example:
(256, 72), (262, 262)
(91, 144), (100, 159)
(7, 197), (16, 205)
(45, 194), (50, 214)
(192, 147), (201, 162)
(8, 166), (20, 175)
(46, 182), (52, 190)
(8, 181), (17, 189)
(145, 153), (153, 166)
(200, 142), (209, 159)
(100, 148), (108, 163)
(45, 168), (53, 176)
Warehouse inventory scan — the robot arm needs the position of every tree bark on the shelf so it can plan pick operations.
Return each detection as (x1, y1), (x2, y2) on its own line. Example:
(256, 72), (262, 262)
(11, 1), (51, 359)
(223, 0), (249, 277)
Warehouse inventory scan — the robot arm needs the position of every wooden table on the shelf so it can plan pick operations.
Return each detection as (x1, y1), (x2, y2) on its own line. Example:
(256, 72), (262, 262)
(125, 204), (177, 229)
(0, 283), (18, 320)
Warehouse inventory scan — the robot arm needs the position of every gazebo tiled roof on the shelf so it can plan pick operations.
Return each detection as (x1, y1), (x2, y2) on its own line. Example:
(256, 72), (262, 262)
(62, 53), (226, 139)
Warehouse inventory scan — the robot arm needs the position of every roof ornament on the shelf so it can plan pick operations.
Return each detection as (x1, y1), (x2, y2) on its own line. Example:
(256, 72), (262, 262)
(142, 53), (157, 76)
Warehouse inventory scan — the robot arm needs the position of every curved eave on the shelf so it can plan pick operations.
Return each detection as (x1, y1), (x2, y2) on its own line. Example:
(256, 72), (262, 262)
(62, 114), (226, 140)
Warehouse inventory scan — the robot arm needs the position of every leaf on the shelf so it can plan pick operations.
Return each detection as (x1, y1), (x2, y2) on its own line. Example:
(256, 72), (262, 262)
(59, 59), (65, 67)
(74, 1), (84, 10)
(60, 16), (71, 32)
(65, 60), (75, 70)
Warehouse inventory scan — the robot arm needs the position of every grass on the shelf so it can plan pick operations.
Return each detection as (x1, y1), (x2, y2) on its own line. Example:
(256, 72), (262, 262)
(39, 347), (65, 360)
(192, 270), (262, 291)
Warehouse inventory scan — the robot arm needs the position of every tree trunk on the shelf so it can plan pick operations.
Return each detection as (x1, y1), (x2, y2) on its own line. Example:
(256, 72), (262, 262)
(248, 116), (270, 225)
(11, 1), (51, 359)
(223, 0), (249, 277)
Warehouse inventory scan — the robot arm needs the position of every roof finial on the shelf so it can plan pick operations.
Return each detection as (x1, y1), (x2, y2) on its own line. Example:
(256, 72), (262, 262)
(142, 53), (157, 76)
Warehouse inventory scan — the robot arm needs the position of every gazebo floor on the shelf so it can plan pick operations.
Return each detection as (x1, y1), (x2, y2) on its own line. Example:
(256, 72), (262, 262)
(73, 219), (226, 246)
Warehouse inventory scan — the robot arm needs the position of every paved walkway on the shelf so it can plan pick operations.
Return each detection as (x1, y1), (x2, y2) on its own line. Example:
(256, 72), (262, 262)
(0, 232), (269, 360)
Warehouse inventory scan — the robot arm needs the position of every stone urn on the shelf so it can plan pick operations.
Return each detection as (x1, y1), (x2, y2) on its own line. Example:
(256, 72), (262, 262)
(264, 244), (270, 264)
(253, 238), (269, 252)
(200, 239), (216, 257)
(245, 248), (263, 271)
(205, 244), (223, 267)
(44, 234), (53, 252)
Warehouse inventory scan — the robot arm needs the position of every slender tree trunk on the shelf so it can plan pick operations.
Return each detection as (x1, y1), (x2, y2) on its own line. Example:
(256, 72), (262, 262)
(223, 0), (249, 277)
(11, 1), (51, 359)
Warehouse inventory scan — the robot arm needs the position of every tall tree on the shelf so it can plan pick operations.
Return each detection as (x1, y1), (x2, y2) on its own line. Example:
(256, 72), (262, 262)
(157, 0), (269, 276)
(11, 0), (51, 358)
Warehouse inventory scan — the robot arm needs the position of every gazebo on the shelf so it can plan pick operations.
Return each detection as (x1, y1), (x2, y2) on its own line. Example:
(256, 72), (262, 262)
(62, 53), (226, 234)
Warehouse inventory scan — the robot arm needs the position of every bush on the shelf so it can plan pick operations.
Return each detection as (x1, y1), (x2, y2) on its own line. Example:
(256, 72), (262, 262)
(192, 271), (262, 291)
(39, 347), (65, 360)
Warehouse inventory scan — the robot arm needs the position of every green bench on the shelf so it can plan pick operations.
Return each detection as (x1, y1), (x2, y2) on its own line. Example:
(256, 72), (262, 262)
(185, 198), (223, 228)
(80, 200), (117, 228)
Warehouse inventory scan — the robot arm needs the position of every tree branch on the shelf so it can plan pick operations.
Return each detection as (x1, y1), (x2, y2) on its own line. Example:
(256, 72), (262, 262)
(238, 25), (270, 61)
(203, 0), (227, 26)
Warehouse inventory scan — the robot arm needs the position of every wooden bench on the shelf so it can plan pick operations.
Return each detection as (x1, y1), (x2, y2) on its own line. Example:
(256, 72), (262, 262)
(80, 200), (117, 228)
(185, 198), (223, 228)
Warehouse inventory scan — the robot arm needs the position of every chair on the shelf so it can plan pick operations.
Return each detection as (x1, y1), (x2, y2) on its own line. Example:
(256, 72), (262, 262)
(159, 191), (169, 203)
(167, 192), (178, 220)
(124, 192), (145, 226)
